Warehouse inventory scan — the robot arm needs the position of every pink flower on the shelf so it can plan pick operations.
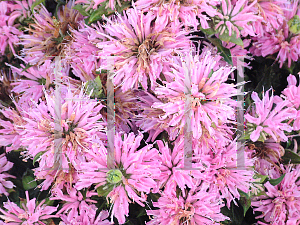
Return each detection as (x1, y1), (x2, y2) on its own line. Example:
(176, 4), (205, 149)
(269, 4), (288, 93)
(215, 0), (262, 38)
(0, 154), (15, 196)
(0, 191), (57, 224)
(20, 88), (106, 190)
(147, 182), (228, 224)
(281, 74), (300, 131)
(136, 0), (218, 29)
(50, 186), (110, 224)
(154, 139), (194, 192)
(193, 140), (255, 207)
(252, 166), (300, 225)
(75, 132), (161, 224)
(98, 8), (191, 92)
(151, 50), (237, 143)
(0, 107), (27, 152)
(245, 90), (296, 142)
(0, 1), (23, 56)
(19, 2), (84, 65)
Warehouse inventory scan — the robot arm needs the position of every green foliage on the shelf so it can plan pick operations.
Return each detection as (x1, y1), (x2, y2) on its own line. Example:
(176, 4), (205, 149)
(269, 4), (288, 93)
(208, 37), (233, 66)
(282, 149), (300, 164)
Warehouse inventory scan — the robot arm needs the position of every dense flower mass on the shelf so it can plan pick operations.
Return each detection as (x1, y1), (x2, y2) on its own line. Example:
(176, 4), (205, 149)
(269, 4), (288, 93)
(1, 0), (300, 224)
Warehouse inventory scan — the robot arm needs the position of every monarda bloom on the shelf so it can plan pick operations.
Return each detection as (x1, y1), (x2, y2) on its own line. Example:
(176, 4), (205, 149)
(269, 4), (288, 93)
(0, 191), (57, 224)
(136, 0), (219, 29)
(252, 166), (300, 225)
(0, 154), (15, 196)
(75, 132), (161, 224)
(147, 182), (228, 225)
(20, 89), (106, 190)
(214, 0), (262, 38)
(98, 8), (191, 92)
(250, 1), (300, 68)
(50, 186), (110, 224)
(192, 140), (255, 208)
(245, 90), (296, 142)
(0, 1), (23, 56)
(151, 50), (237, 144)
(281, 74), (300, 131)
(20, 1), (84, 65)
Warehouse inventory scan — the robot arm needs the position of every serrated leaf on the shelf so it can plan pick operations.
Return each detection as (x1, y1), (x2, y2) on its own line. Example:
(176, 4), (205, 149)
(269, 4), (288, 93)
(31, 0), (45, 12)
(238, 190), (251, 216)
(282, 149), (300, 164)
(22, 176), (37, 190)
(208, 37), (233, 65)
(269, 174), (285, 186)
(73, 5), (90, 16)
(33, 151), (46, 165)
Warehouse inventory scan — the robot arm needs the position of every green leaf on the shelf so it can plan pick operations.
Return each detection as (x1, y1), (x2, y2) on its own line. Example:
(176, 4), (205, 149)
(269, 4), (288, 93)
(22, 176), (37, 190)
(31, 0), (45, 12)
(269, 174), (285, 186)
(208, 37), (233, 65)
(200, 27), (217, 36)
(89, 6), (107, 23)
(282, 149), (300, 164)
(238, 190), (251, 217)
(97, 184), (114, 197)
(254, 174), (268, 184)
(229, 34), (244, 47)
(73, 5), (90, 16)
(33, 151), (46, 165)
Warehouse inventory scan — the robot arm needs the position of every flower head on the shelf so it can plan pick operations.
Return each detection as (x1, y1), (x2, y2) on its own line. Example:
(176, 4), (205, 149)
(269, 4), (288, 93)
(151, 50), (237, 143)
(147, 183), (228, 225)
(98, 8), (191, 92)
(252, 166), (300, 225)
(0, 191), (57, 224)
(0, 154), (15, 196)
(20, 1), (84, 65)
(75, 132), (161, 224)
(245, 90), (296, 142)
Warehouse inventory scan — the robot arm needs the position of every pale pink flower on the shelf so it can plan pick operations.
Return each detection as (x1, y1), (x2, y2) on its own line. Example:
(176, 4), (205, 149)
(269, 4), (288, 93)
(281, 74), (300, 130)
(151, 50), (237, 143)
(20, 88), (106, 190)
(20, 1), (84, 65)
(252, 166), (300, 225)
(193, 140), (255, 207)
(245, 90), (296, 142)
(75, 132), (161, 224)
(98, 8), (191, 92)
(0, 1), (23, 55)
(0, 107), (27, 152)
(0, 154), (15, 196)
(154, 138), (194, 193)
(50, 186), (110, 224)
(0, 191), (57, 224)
(215, 0), (262, 38)
(136, 0), (218, 29)
(147, 182), (228, 225)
